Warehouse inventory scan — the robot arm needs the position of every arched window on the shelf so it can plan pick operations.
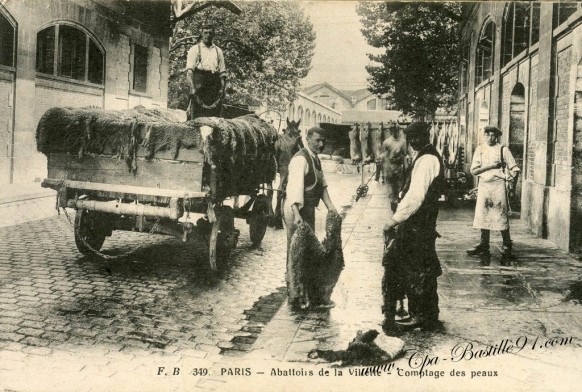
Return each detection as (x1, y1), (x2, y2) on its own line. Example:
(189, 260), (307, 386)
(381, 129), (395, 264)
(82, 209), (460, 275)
(305, 109), (311, 126)
(36, 24), (104, 85)
(367, 99), (377, 110)
(0, 10), (15, 67)
(501, 2), (540, 67)
(475, 19), (495, 85)
(297, 106), (303, 122)
(317, 113), (322, 124)
(288, 103), (295, 121)
(312, 112), (317, 126)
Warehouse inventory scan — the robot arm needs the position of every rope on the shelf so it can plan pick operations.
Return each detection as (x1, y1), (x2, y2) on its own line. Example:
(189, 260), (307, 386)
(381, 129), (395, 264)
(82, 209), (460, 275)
(356, 167), (377, 202)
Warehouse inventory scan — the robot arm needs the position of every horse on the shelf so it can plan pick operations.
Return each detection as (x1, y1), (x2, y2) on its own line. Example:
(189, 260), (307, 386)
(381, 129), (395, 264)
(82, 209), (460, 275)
(271, 118), (303, 229)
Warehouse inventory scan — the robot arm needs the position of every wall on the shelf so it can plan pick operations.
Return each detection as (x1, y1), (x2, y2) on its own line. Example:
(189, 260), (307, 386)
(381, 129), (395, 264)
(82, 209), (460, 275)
(459, 2), (582, 251)
(2, 0), (170, 183)
(307, 85), (351, 110)
(279, 92), (341, 132)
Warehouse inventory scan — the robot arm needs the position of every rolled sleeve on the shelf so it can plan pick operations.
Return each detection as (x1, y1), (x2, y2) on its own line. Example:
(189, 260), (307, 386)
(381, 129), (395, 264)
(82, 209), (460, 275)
(286, 156), (308, 210)
(470, 145), (482, 174)
(186, 46), (198, 71)
(504, 146), (520, 175)
(392, 155), (440, 223)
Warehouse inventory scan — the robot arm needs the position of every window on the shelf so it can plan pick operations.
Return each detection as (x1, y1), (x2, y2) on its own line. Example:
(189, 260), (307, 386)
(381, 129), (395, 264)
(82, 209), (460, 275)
(553, 1), (580, 28)
(133, 44), (148, 92)
(367, 99), (377, 110)
(0, 12), (15, 67)
(475, 20), (495, 85)
(58, 25), (86, 80)
(36, 24), (104, 85)
(501, 2), (540, 67)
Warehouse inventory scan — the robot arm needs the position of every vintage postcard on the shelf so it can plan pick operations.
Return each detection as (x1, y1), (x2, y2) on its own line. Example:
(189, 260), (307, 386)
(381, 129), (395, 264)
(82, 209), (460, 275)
(0, 1), (581, 391)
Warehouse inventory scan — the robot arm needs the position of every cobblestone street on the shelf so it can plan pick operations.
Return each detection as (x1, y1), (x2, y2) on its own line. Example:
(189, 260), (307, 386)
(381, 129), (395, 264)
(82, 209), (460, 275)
(0, 172), (361, 391)
(2, 170), (582, 392)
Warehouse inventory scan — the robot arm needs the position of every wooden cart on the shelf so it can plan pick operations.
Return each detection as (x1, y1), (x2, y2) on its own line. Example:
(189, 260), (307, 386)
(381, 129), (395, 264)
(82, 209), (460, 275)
(41, 144), (272, 272)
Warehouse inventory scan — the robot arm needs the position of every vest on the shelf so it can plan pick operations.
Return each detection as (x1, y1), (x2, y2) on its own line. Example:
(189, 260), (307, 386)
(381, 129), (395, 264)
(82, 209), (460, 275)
(295, 148), (324, 208)
(400, 144), (445, 233)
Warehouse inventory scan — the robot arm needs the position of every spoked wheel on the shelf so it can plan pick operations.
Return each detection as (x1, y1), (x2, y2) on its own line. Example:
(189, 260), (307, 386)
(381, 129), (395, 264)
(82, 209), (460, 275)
(249, 194), (270, 246)
(74, 209), (107, 256)
(207, 206), (239, 272)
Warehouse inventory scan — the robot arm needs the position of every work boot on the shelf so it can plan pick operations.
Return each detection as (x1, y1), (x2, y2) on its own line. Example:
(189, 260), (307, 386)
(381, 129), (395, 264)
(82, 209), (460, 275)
(500, 242), (513, 265)
(466, 243), (490, 256)
(396, 315), (441, 332)
(382, 317), (402, 336)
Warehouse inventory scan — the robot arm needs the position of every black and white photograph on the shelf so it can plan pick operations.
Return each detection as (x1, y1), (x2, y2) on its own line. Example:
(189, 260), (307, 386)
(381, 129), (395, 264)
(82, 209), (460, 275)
(0, 1), (581, 391)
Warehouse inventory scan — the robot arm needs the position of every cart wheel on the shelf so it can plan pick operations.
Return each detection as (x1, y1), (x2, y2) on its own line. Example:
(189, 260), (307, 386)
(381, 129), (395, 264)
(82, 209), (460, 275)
(74, 209), (107, 256)
(207, 206), (237, 271)
(249, 194), (270, 246)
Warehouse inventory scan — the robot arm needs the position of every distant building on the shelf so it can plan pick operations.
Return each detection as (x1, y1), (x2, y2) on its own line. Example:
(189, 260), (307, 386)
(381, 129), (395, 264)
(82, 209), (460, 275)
(302, 82), (406, 124)
(457, 2), (582, 251)
(258, 92), (341, 133)
(303, 82), (397, 112)
(0, 0), (171, 184)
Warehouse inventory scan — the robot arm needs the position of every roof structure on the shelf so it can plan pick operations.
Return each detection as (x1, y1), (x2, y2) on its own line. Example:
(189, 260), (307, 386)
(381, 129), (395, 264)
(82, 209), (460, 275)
(302, 82), (352, 101)
(339, 88), (374, 102)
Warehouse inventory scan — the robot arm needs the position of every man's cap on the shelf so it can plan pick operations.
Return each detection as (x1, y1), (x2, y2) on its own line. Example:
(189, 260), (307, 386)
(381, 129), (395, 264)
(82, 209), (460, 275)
(403, 122), (431, 137)
(483, 125), (502, 136)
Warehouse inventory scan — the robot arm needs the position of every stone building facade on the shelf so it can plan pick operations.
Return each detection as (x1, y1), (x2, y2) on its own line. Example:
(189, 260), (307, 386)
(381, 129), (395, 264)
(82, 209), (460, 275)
(458, 2), (582, 251)
(282, 92), (341, 130)
(302, 82), (395, 112)
(0, 0), (170, 184)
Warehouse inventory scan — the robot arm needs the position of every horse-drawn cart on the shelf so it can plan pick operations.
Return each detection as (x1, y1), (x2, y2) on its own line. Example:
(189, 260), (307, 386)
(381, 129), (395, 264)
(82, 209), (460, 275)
(37, 107), (277, 272)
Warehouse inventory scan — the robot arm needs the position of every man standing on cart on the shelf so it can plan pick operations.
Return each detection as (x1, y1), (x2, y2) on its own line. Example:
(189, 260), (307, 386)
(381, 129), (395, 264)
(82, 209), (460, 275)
(186, 25), (227, 119)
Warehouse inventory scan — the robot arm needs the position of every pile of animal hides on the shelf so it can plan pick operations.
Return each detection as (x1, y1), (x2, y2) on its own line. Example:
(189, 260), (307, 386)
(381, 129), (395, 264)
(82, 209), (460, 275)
(36, 107), (278, 195)
(287, 211), (344, 309)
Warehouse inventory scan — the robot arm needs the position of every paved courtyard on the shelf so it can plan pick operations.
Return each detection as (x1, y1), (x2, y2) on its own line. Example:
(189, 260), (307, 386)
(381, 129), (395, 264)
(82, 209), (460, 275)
(1, 169), (582, 392)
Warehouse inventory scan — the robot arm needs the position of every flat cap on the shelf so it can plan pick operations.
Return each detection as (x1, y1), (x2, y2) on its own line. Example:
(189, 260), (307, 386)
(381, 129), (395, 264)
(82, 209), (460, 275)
(483, 125), (502, 136)
(403, 122), (431, 137)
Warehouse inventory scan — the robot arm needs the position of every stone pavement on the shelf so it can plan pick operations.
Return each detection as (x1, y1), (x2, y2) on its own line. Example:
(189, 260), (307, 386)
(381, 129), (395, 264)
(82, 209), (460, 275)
(2, 171), (582, 392)
(206, 179), (582, 392)
(0, 182), (56, 228)
(0, 171), (363, 392)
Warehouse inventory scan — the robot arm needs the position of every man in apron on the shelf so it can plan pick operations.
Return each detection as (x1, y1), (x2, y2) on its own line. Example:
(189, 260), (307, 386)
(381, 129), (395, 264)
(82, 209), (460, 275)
(383, 122), (445, 333)
(186, 25), (227, 119)
(467, 125), (520, 263)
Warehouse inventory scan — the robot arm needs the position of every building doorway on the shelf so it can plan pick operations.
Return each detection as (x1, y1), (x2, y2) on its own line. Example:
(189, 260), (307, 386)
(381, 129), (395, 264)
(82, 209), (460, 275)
(508, 83), (525, 212)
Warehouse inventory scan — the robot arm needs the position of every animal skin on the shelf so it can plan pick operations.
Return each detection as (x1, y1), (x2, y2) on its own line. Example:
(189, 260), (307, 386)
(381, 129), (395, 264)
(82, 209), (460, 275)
(360, 122), (374, 164)
(287, 211), (344, 309)
(370, 123), (383, 160)
(348, 123), (361, 164)
(308, 329), (396, 366)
